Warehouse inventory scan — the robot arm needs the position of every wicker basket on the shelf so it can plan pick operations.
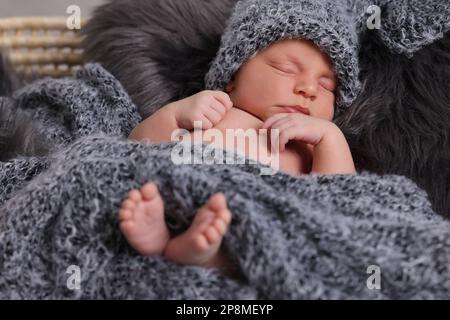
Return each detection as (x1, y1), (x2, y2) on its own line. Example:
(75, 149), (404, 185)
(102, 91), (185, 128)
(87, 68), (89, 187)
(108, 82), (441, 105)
(0, 16), (86, 78)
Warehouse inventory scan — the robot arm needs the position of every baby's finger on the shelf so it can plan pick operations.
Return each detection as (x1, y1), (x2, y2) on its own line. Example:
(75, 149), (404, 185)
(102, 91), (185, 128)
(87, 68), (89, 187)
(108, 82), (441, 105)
(278, 125), (298, 152)
(266, 120), (289, 152)
(261, 113), (289, 130)
(193, 115), (214, 129)
(274, 119), (295, 132)
(203, 107), (223, 125)
(267, 115), (292, 133)
(269, 122), (293, 152)
(209, 100), (227, 118)
(213, 91), (233, 110)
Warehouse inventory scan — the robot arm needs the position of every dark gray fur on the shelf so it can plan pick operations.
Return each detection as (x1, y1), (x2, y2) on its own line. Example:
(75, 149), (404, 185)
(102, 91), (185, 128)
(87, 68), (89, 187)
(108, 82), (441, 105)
(82, 0), (238, 119)
(0, 55), (49, 161)
(335, 31), (450, 218)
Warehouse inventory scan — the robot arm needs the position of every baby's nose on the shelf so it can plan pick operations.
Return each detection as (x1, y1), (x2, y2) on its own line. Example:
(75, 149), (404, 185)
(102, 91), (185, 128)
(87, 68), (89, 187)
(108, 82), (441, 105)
(294, 83), (318, 101)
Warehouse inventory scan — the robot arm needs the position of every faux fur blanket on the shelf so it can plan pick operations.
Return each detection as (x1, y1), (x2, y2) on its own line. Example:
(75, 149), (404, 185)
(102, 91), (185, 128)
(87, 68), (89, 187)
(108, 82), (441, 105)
(1, 64), (450, 299)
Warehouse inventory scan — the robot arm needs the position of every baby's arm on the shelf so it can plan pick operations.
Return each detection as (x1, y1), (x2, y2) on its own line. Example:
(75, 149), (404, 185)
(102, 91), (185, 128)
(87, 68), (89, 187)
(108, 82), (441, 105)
(129, 91), (233, 143)
(261, 113), (356, 175)
(309, 125), (356, 174)
(128, 102), (178, 143)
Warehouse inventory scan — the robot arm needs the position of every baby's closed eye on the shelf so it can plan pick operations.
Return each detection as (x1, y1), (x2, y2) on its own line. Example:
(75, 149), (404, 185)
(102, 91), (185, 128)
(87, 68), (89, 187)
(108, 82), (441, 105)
(319, 77), (336, 91)
(272, 63), (299, 74)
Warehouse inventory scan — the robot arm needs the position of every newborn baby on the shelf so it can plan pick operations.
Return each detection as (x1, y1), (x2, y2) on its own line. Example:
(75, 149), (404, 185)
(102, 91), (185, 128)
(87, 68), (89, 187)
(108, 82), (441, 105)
(118, 38), (356, 277)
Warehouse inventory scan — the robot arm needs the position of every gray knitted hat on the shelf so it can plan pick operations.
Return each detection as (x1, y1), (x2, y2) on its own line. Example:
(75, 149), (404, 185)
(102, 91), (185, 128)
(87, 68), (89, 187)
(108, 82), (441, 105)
(205, 0), (361, 116)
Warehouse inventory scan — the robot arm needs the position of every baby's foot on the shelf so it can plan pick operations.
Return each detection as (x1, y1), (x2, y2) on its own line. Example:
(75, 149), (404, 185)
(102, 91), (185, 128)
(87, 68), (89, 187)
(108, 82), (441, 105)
(164, 192), (232, 267)
(119, 183), (170, 256)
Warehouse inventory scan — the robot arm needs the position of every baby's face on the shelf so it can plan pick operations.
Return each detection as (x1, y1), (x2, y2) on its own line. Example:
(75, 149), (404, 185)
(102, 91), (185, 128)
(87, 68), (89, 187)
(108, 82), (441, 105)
(226, 39), (336, 122)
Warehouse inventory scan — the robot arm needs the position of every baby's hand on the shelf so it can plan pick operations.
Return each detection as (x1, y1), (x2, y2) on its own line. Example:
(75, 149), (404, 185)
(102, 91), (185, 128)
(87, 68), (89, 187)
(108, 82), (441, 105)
(172, 90), (233, 130)
(261, 113), (339, 152)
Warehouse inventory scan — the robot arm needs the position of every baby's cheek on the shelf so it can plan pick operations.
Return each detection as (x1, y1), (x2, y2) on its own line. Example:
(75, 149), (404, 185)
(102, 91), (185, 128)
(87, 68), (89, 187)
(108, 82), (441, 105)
(269, 80), (290, 95)
(323, 95), (336, 120)
(316, 100), (335, 121)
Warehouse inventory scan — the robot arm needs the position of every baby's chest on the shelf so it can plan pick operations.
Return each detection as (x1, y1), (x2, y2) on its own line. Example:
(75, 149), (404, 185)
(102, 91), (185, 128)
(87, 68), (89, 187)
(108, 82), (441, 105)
(203, 109), (312, 175)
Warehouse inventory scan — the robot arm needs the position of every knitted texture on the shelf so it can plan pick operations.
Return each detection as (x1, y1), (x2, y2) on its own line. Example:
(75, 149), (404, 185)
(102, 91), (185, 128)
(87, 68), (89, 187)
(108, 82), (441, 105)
(11, 64), (141, 147)
(1, 64), (450, 299)
(373, 0), (450, 57)
(204, 0), (361, 116)
(0, 64), (141, 206)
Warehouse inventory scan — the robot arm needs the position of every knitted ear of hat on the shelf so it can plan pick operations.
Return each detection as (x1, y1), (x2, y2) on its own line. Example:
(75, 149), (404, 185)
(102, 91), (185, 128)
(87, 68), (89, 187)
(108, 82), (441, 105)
(373, 0), (450, 57)
(204, 0), (362, 116)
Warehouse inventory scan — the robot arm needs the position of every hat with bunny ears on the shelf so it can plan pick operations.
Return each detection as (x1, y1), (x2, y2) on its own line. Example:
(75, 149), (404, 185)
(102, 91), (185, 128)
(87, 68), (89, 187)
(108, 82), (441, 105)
(204, 0), (361, 116)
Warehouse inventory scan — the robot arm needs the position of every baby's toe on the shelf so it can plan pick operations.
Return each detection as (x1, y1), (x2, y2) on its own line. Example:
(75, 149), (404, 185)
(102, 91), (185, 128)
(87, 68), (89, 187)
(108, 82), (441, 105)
(119, 209), (133, 221)
(212, 218), (227, 235)
(204, 225), (221, 244)
(122, 199), (136, 210)
(194, 234), (209, 251)
(140, 183), (159, 201)
(128, 189), (142, 202)
(207, 192), (227, 212)
(217, 208), (232, 225)
(119, 220), (135, 234)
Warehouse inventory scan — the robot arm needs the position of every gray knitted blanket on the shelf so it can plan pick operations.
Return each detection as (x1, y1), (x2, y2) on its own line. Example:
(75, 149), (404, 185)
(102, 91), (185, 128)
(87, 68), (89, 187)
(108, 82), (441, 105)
(1, 64), (449, 299)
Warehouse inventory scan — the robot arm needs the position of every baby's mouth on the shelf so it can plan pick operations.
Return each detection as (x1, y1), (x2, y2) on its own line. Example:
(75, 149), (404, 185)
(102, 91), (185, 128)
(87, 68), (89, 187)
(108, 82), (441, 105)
(278, 105), (310, 115)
